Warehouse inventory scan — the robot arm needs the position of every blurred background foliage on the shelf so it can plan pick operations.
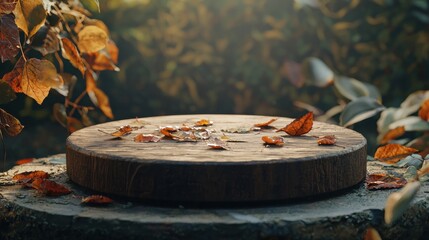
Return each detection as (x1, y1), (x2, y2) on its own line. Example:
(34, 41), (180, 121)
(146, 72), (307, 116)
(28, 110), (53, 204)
(2, 0), (429, 163)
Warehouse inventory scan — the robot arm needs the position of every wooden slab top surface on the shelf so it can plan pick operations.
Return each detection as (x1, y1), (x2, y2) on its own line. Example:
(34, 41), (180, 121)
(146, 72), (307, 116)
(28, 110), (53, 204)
(66, 114), (367, 202)
(67, 114), (365, 163)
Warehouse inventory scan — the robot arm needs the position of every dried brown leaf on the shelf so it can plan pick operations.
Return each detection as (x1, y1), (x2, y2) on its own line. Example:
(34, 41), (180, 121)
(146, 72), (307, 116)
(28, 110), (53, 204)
(380, 126), (406, 145)
(317, 135), (336, 145)
(111, 125), (134, 137)
(277, 112), (313, 136)
(0, 14), (19, 62)
(31, 178), (71, 196)
(207, 137), (231, 150)
(0, 108), (24, 136)
(0, 0), (18, 14)
(84, 40), (119, 71)
(254, 118), (278, 128)
(134, 133), (162, 143)
(418, 99), (429, 121)
(374, 143), (419, 164)
(195, 119), (213, 127)
(261, 136), (284, 146)
(12, 170), (49, 182)
(365, 173), (407, 190)
(81, 195), (113, 205)
(88, 87), (114, 119)
(61, 37), (85, 75)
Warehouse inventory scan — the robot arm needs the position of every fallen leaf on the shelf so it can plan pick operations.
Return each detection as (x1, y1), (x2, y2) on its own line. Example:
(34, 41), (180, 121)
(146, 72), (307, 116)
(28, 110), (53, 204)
(61, 37), (85, 75)
(0, 0), (18, 14)
(195, 119), (213, 126)
(363, 227), (382, 240)
(221, 127), (251, 134)
(12, 170), (49, 182)
(194, 129), (211, 140)
(111, 125), (134, 137)
(171, 131), (197, 142)
(254, 118), (278, 128)
(418, 99), (429, 121)
(380, 126), (406, 145)
(262, 136), (284, 146)
(374, 143), (419, 164)
(385, 181), (421, 225)
(365, 173), (407, 190)
(207, 137), (231, 150)
(220, 134), (246, 142)
(21, 58), (64, 104)
(277, 112), (313, 136)
(31, 178), (72, 196)
(0, 108), (24, 136)
(13, 0), (46, 37)
(0, 14), (19, 63)
(81, 195), (113, 205)
(77, 25), (108, 53)
(15, 158), (34, 165)
(159, 126), (178, 137)
(317, 135), (336, 145)
(134, 134), (162, 143)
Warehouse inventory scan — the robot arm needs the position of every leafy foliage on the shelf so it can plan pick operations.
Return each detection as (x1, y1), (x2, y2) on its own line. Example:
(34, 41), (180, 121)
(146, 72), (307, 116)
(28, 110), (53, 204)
(0, 0), (118, 138)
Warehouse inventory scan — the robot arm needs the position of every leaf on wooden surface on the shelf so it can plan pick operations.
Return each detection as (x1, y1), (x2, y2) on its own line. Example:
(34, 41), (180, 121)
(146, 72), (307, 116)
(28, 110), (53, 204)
(0, 0), (17, 14)
(363, 227), (382, 240)
(77, 25), (108, 53)
(221, 127), (251, 134)
(317, 135), (336, 145)
(12, 170), (49, 182)
(31, 178), (72, 196)
(134, 133), (162, 143)
(159, 126), (178, 137)
(261, 136), (284, 146)
(254, 118), (278, 128)
(0, 80), (16, 104)
(380, 126), (406, 145)
(110, 125), (134, 137)
(207, 137), (231, 150)
(385, 181), (421, 225)
(365, 173), (407, 190)
(0, 108), (24, 136)
(194, 129), (211, 140)
(21, 58), (63, 104)
(277, 112), (313, 136)
(13, 0), (46, 37)
(171, 131), (197, 142)
(374, 144), (419, 164)
(194, 119), (213, 127)
(0, 14), (19, 62)
(61, 37), (85, 75)
(418, 99), (429, 121)
(340, 97), (385, 127)
(84, 40), (119, 71)
(15, 158), (34, 165)
(88, 87), (114, 119)
(81, 195), (113, 205)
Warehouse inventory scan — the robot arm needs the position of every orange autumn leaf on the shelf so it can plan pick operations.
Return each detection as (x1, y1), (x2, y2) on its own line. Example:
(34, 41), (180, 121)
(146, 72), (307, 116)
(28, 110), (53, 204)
(15, 158), (34, 165)
(84, 40), (119, 72)
(134, 133), (162, 143)
(159, 126), (178, 137)
(81, 195), (113, 205)
(77, 25), (108, 53)
(418, 99), (429, 121)
(0, 108), (24, 136)
(380, 126), (406, 145)
(365, 173), (407, 190)
(88, 87), (114, 119)
(261, 136), (284, 146)
(374, 143), (419, 164)
(254, 118), (278, 128)
(61, 37), (85, 75)
(12, 170), (49, 182)
(111, 125), (134, 137)
(195, 119), (213, 127)
(3, 57), (24, 92)
(277, 112), (313, 136)
(31, 178), (71, 196)
(317, 135), (336, 145)
(0, 14), (20, 62)
(207, 137), (231, 150)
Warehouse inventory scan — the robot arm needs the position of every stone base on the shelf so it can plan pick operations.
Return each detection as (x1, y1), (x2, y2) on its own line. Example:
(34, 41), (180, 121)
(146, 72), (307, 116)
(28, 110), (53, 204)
(1, 154), (428, 240)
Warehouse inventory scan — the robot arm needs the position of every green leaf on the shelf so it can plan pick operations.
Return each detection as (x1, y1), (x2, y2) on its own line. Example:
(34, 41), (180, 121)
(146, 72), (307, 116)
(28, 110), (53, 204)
(340, 97), (385, 127)
(301, 57), (334, 87)
(80, 0), (100, 13)
(385, 181), (421, 225)
(0, 80), (16, 104)
(389, 116), (429, 132)
(334, 76), (380, 101)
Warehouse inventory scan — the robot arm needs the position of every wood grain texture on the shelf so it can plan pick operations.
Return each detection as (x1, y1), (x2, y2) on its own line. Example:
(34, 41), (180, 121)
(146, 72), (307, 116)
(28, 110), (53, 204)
(66, 114), (367, 202)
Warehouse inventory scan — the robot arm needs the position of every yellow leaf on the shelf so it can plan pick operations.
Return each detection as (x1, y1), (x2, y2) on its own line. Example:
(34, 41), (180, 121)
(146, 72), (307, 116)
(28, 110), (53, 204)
(13, 0), (46, 37)
(21, 58), (63, 104)
(61, 38), (85, 75)
(88, 87), (114, 119)
(78, 26), (108, 53)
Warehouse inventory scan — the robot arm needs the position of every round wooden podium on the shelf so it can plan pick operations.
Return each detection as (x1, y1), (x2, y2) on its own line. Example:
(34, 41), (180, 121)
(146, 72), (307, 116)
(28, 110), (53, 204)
(66, 114), (367, 202)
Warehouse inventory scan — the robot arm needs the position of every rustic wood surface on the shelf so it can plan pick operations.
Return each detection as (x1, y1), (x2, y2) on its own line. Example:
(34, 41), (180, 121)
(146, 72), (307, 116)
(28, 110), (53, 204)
(66, 114), (367, 202)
